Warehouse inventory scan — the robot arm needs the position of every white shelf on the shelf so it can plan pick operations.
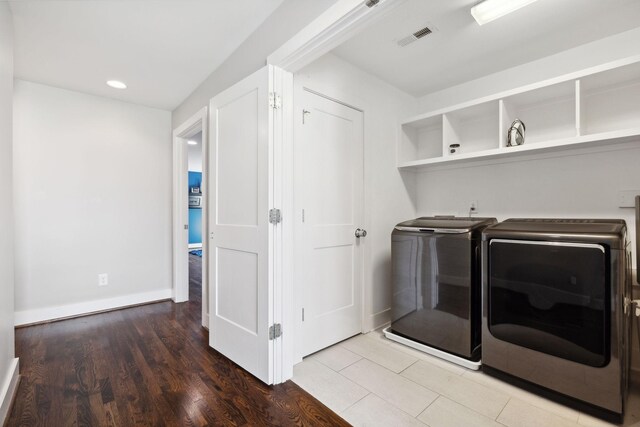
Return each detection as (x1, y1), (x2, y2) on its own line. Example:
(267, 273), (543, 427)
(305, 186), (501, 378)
(398, 56), (640, 170)
(398, 128), (640, 170)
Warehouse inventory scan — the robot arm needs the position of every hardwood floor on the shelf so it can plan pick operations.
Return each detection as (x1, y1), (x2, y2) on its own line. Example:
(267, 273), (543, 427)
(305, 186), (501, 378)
(6, 254), (349, 426)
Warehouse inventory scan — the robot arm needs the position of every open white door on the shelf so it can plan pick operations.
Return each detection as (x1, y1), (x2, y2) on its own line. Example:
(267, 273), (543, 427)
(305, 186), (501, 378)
(208, 66), (276, 384)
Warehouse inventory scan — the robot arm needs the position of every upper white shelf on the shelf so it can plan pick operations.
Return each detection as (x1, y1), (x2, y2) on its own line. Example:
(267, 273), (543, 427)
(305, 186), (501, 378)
(398, 56), (640, 170)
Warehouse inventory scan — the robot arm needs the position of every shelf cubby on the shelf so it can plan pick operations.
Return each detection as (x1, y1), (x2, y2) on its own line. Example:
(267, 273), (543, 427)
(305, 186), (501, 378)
(499, 81), (576, 147)
(443, 101), (499, 156)
(579, 61), (640, 136)
(398, 114), (443, 163)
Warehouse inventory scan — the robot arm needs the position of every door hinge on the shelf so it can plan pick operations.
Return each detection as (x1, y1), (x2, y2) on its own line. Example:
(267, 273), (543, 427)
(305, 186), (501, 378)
(269, 208), (281, 224)
(269, 92), (282, 110)
(269, 323), (282, 340)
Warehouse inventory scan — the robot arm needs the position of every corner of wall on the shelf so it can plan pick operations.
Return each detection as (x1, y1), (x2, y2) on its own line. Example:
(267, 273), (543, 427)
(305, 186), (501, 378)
(0, 4), (16, 424)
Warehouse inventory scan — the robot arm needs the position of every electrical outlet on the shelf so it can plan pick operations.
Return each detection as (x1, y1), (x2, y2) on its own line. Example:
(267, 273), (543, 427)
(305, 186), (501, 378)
(618, 190), (640, 208)
(469, 200), (478, 214)
(98, 273), (108, 287)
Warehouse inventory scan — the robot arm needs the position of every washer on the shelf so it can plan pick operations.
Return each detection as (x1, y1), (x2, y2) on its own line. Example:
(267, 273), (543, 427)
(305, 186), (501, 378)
(384, 216), (496, 369)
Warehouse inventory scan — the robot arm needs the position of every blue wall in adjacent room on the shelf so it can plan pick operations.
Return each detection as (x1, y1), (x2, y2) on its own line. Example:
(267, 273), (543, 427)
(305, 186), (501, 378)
(188, 171), (202, 245)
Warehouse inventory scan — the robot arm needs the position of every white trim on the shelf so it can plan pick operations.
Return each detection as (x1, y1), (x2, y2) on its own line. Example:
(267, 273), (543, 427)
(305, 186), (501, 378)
(173, 119), (191, 303)
(172, 107), (208, 319)
(292, 79), (305, 365)
(366, 308), (391, 332)
(14, 289), (172, 326)
(267, 0), (406, 72)
(0, 358), (19, 425)
(272, 67), (295, 383)
(200, 108), (210, 329)
(383, 327), (481, 370)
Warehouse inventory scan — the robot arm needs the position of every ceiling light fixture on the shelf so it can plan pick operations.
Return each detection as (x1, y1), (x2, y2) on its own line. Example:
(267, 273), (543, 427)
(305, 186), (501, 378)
(471, 0), (539, 25)
(187, 140), (198, 145)
(106, 80), (127, 89)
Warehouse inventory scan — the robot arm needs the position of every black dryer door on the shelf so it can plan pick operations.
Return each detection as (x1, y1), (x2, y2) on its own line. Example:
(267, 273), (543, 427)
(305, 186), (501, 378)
(488, 239), (609, 367)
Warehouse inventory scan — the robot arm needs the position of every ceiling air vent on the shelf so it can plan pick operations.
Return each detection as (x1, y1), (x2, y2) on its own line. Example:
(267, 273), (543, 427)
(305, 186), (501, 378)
(397, 25), (433, 47)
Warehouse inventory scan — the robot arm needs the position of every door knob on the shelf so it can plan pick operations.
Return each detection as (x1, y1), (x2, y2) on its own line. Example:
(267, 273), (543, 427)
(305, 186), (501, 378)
(355, 228), (367, 238)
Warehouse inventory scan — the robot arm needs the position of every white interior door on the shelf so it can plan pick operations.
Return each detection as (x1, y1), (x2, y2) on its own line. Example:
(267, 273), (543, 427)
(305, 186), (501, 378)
(299, 89), (364, 357)
(209, 66), (274, 384)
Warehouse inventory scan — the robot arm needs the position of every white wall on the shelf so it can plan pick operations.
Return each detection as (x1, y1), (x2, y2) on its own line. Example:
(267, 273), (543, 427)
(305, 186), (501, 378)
(0, 4), (18, 423)
(172, 0), (338, 128)
(13, 80), (173, 324)
(296, 53), (419, 332)
(418, 27), (640, 114)
(188, 131), (202, 172)
(417, 143), (640, 247)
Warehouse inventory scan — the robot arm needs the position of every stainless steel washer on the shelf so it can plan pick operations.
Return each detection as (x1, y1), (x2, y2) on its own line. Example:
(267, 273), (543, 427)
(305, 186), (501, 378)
(384, 217), (496, 369)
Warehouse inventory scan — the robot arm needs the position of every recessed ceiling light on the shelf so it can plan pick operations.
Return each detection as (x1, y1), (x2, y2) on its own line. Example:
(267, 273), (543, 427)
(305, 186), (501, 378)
(106, 80), (127, 89)
(187, 140), (198, 145)
(471, 0), (539, 25)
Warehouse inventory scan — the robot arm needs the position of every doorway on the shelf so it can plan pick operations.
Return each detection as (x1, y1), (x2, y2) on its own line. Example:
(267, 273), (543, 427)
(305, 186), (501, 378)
(173, 107), (209, 328)
(187, 131), (204, 306)
(295, 88), (365, 359)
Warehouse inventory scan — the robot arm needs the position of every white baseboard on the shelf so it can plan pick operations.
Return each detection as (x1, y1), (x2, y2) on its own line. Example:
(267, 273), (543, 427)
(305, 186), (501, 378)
(0, 358), (19, 425)
(14, 289), (173, 326)
(202, 313), (209, 329)
(364, 308), (391, 332)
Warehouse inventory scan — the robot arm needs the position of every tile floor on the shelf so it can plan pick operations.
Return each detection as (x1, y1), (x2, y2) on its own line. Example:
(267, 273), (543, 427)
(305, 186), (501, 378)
(292, 329), (640, 427)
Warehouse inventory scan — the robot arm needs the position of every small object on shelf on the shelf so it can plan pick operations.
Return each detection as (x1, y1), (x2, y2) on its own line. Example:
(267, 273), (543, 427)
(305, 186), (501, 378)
(449, 143), (461, 154)
(507, 119), (525, 147)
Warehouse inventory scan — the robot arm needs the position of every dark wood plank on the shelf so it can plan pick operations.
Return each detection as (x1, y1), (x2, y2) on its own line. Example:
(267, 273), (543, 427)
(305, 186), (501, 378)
(6, 255), (349, 427)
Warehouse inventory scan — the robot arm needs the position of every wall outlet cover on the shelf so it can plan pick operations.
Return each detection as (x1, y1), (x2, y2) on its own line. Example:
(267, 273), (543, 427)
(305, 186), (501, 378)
(98, 273), (108, 286)
(617, 190), (640, 208)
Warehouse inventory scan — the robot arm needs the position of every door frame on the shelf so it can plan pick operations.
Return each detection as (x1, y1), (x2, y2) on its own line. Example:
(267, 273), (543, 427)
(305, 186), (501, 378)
(269, 0), (406, 379)
(172, 107), (209, 328)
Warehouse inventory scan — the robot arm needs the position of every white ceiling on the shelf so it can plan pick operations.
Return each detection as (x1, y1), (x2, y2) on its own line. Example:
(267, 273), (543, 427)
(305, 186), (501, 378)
(9, 0), (284, 110)
(333, 0), (640, 98)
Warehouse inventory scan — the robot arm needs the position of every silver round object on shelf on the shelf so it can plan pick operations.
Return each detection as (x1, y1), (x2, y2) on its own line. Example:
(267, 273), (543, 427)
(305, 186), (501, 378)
(507, 119), (525, 147)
